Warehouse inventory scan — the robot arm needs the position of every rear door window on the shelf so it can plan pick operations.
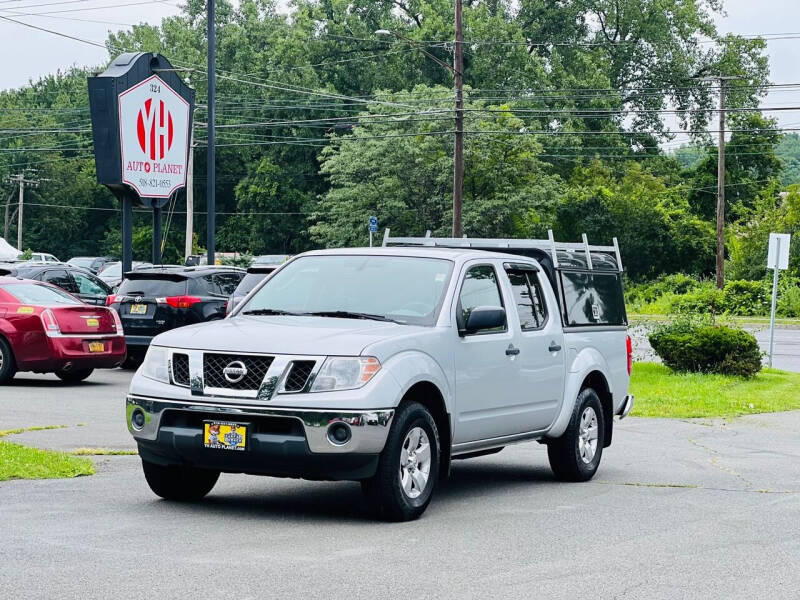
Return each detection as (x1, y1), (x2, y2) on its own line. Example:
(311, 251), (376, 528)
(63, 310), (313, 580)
(505, 269), (547, 330)
(214, 272), (242, 296)
(71, 271), (109, 296)
(42, 269), (79, 293)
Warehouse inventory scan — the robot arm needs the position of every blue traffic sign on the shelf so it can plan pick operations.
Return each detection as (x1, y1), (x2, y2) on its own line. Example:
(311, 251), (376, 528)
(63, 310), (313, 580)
(369, 216), (378, 232)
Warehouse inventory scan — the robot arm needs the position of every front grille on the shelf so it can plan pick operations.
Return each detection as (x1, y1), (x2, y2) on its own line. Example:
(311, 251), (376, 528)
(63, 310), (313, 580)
(283, 360), (316, 392)
(172, 353), (190, 387)
(203, 353), (273, 391)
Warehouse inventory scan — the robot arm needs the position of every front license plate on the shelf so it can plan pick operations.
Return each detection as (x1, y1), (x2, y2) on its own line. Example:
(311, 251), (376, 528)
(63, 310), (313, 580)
(88, 342), (105, 353)
(203, 421), (248, 451)
(130, 304), (147, 315)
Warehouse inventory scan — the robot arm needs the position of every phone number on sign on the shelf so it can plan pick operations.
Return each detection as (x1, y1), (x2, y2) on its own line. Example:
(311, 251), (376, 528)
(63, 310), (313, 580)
(138, 178), (174, 189)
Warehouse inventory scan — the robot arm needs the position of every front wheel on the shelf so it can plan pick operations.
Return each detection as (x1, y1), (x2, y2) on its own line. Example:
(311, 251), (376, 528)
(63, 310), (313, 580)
(0, 337), (16, 385)
(547, 387), (605, 482)
(55, 368), (94, 383)
(141, 459), (220, 501)
(361, 402), (440, 521)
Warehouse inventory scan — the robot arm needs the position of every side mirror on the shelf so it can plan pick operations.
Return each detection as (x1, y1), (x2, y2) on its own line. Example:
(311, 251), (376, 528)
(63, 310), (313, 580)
(462, 306), (506, 335)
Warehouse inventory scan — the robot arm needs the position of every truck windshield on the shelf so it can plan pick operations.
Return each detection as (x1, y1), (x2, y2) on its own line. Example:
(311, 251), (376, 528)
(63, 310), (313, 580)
(241, 255), (453, 326)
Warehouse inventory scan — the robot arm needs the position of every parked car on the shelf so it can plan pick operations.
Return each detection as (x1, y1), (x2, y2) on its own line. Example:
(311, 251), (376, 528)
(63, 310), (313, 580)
(67, 256), (116, 274)
(23, 252), (60, 264)
(108, 265), (244, 362)
(126, 234), (633, 521)
(0, 277), (126, 384)
(225, 265), (278, 314)
(0, 263), (113, 306)
(97, 261), (153, 289)
(251, 254), (291, 266)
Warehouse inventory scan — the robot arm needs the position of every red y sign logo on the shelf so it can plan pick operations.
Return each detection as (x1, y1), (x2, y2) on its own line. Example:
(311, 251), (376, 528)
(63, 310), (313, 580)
(136, 98), (174, 160)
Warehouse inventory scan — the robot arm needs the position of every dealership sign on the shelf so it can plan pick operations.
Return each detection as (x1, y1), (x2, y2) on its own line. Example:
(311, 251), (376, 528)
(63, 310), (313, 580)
(118, 75), (190, 199)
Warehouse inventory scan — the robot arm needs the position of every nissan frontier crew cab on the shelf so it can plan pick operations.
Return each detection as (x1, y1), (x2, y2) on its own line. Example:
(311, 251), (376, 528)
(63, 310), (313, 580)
(126, 232), (634, 521)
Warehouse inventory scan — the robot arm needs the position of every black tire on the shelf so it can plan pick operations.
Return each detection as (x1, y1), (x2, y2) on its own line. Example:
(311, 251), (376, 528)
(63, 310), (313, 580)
(361, 402), (440, 522)
(141, 459), (220, 501)
(55, 368), (94, 383)
(121, 352), (143, 370)
(0, 336), (16, 385)
(547, 387), (605, 482)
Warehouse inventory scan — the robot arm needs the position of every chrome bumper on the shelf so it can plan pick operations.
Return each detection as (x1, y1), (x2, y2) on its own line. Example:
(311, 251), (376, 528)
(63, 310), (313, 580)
(617, 394), (634, 419)
(126, 394), (394, 454)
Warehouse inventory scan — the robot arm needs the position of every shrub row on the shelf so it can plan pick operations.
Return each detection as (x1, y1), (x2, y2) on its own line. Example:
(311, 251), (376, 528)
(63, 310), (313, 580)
(626, 274), (800, 317)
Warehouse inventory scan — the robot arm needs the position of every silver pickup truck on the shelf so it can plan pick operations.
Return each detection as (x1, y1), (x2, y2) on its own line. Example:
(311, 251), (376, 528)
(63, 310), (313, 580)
(126, 232), (633, 521)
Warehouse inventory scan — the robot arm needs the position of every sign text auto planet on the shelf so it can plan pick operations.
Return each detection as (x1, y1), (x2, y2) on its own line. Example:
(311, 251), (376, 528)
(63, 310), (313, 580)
(118, 75), (190, 199)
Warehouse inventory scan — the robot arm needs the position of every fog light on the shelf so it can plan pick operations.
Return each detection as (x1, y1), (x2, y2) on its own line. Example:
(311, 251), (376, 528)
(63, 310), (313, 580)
(131, 408), (146, 430)
(327, 422), (351, 446)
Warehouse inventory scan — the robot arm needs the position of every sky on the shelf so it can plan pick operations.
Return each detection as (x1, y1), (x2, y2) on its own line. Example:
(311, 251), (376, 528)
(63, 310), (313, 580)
(0, 0), (798, 132)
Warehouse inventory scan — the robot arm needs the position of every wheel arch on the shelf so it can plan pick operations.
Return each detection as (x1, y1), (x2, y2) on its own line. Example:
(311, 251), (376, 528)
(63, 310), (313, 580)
(400, 380), (452, 480)
(580, 370), (614, 448)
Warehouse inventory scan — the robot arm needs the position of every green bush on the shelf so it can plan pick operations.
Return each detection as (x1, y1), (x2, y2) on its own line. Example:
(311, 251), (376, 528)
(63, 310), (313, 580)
(721, 280), (771, 316)
(778, 284), (800, 317)
(649, 319), (762, 378)
(671, 283), (724, 314)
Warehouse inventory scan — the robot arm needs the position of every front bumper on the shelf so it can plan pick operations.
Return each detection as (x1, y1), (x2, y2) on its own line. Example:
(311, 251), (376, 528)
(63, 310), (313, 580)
(126, 395), (395, 479)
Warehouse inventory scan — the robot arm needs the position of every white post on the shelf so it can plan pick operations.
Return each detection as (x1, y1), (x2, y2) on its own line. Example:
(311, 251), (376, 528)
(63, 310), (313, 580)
(768, 237), (781, 368)
(17, 179), (23, 251)
(369, 230), (373, 248)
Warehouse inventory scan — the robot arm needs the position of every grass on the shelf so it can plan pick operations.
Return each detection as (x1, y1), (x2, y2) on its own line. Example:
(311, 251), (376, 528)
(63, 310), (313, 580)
(0, 424), (70, 438)
(630, 362), (800, 418)
(0, 441), (94, 481)
(69, 448), (137, 456)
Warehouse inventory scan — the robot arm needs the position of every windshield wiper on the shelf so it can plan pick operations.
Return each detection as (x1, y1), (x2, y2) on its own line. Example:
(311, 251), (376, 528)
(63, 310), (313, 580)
(304, 310), (403, 324)
(241, 308), (304, 316)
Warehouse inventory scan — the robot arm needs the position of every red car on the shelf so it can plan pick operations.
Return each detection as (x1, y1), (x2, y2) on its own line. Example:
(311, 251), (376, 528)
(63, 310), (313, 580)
(0, 277), (127, 384)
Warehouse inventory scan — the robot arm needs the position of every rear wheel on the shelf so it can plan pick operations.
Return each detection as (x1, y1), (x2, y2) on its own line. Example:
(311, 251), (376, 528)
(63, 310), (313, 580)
(55, 368), (94, 383)
(547, 388), (605, 482)
(361, 401), (440, 521)
(0, 337), (16, 385)
(141, 459), (220, 501)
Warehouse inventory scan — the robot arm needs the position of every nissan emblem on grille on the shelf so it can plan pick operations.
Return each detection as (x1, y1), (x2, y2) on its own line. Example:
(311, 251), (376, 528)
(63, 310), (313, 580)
(222, 361), (248, 384)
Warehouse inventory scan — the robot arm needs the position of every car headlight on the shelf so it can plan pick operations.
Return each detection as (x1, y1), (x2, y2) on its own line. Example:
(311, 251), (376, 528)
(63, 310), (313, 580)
(140, 346), (170, 384)
(310, 356), (381, 392)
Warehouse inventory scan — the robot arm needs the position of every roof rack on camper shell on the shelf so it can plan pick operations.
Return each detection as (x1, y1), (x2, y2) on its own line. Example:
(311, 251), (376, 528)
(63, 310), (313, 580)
(380, 229), (623, 273)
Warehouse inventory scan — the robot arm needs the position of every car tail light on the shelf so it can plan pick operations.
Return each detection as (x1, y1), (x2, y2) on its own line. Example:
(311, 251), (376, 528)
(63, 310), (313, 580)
(158, 296), (202, 309)
(110, 308), (124, 335)
(40, 308), (61, 337)
(105, 294), (118, 306)
(626, 334), (633, 376)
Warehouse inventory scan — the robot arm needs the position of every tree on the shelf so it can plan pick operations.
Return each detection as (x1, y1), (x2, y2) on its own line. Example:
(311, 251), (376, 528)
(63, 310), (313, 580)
(311, 86), (564, 247)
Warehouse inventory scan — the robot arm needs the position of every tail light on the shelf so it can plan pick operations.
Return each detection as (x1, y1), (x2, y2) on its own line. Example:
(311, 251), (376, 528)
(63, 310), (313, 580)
(40, 308), (61, 337)
(626, 334), (633, 376)
(110, 308), (124, 335)
(158, 296), (202, 309)
(105, 294), (118, 306)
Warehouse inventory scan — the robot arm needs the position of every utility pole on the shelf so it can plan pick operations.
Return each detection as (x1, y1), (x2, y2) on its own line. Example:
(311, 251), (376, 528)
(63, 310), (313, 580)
(698, 76), (737, 289)
(5, 172), (39, 251)
(716, 78), (726, 290)
(453, 0), (464, 238)
(185, 128), (195, 261)
(206, 0), (216, 266)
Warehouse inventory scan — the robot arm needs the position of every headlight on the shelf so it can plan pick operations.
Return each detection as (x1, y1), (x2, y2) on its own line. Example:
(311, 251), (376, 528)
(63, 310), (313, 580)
(310, 356), (381, 392)
(140, 346), (170, 384)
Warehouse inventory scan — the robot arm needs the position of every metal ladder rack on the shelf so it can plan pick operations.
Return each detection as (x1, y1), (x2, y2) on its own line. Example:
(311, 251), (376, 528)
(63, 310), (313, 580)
(381, 228), (623, 272)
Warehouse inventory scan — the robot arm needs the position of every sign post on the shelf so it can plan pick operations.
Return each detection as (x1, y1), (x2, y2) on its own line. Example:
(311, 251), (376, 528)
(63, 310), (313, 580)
(767, 233), (791, 367)
(369, 216), (378, 247)
(88, 53), (195, 271)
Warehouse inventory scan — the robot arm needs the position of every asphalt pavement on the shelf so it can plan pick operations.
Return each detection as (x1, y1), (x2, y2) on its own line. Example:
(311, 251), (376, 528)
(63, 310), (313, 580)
(2, 368), (799, 599)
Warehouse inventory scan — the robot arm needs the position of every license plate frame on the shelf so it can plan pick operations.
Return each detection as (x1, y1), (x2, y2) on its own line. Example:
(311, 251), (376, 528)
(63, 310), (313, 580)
(129, 304), (147, 315)
(87, 341), (105, 353)
(203, 421), (248, 451)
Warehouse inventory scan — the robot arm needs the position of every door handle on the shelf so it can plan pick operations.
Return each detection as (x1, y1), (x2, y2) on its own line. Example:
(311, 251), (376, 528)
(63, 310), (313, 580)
(548, 342), (562, 352)
(505, 344), (520, 356)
